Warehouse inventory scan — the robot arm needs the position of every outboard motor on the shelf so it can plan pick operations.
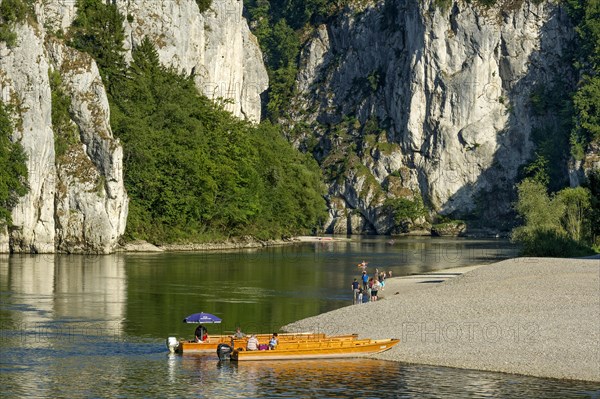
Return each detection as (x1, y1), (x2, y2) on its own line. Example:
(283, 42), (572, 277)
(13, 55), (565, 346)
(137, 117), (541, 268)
(166, 337), (179, 353)
(217, 343), (233, 361)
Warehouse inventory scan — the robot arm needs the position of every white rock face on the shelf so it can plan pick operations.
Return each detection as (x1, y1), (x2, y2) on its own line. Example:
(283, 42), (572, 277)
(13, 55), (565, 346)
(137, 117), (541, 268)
(0, 23), (56, 253)
(37, 0), (77, 33)
(297, 24), (330, 96)
(117, 0), (268, 123)
(0, 14), (127, 253)
(38, 0), (269, 122)
(47, 41), (128, 253)
(569, 143), (600, 186)
(293, 0), (574, 233)
(1, 0), (268, 253)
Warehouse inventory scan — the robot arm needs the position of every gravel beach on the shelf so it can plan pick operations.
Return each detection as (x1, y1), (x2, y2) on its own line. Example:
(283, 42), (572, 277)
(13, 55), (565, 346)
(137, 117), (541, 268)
(283, 257), (600, 382)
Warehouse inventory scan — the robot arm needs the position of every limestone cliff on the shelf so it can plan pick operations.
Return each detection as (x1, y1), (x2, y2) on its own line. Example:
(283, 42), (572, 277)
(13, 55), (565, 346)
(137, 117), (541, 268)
(290, 0), (576, 234)
(0, 9), (128, 253)
(0, 0), (267, 253)
(39, 0), (268, 123)
(116, 0), (268, 123)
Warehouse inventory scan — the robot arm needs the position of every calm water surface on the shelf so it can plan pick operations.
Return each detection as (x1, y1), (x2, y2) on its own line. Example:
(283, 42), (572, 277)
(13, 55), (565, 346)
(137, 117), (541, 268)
(1, 237), (599, 398)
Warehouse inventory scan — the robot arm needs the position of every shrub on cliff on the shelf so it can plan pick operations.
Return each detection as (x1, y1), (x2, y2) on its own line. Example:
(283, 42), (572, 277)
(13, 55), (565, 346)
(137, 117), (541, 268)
(0, 0), (29, 47)
(0, 101), (29, 227)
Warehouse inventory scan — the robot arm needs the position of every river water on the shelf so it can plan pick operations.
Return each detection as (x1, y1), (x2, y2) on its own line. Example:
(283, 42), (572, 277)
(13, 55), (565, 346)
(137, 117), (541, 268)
(1, 237), (599, 398)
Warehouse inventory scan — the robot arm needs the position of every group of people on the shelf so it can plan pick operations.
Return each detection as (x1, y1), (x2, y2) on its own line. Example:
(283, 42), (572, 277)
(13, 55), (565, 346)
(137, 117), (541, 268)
(352, 263), (392, 304)
(194, 326), (279, 351)
(246, 332), (278, 351)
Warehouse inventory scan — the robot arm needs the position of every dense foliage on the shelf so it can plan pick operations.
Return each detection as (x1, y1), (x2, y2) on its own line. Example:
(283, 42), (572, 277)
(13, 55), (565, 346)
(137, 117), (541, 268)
(244, 0), (349, 121)
(383, 197), (427, 232)
(69, 0), (127, 91)
(566, 0), (600, 159)
(512, 179), (595, 256)
(512, 0), (600, 255)
(70, 0), (326, 243)
(0, 101), (29, 227)
(0, 0), (30, 46)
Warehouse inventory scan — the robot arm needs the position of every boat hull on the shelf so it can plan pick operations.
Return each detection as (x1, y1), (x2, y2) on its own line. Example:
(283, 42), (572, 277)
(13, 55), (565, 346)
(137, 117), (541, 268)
(231, 339), (400, 361)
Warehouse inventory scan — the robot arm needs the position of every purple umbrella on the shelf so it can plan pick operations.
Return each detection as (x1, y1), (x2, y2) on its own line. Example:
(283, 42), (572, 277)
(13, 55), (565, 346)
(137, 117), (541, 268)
(183, 312), (222, 324)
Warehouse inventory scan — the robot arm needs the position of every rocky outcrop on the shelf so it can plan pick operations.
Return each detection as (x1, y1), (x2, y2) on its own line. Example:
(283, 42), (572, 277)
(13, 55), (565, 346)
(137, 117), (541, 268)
(431, 221), (467, 237)
(117, 0), (268, 123)
(292, 0), (575, 234)
(0, 23), (56, 253)
(1, 0), (268, 253)
(1, 6), (127, 253)
(569, 143), (600, 187)
(48, 40), (128, 254)
(37, 0), (269, 122)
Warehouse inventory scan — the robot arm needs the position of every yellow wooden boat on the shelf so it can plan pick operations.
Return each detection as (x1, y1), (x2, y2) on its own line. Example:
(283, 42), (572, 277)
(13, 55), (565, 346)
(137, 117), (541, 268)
(168, 332), (359, 353)
(227, 338), (400, 361)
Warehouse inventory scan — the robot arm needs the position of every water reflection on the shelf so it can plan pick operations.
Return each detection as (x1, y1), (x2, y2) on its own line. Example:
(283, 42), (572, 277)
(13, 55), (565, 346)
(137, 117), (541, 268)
(4, 255), (127, 331)
(122, 237), (517, 339)
(171, 357), (600, 399)
(2, 240), (600, 398)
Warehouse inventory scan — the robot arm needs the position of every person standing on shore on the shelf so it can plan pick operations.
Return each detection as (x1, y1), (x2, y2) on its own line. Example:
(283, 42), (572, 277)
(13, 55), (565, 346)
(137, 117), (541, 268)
(362, 271), (369, 290)
(357, 288), (363, 304)
(371, 279), (380, 301)
(352, 278), (360, 304)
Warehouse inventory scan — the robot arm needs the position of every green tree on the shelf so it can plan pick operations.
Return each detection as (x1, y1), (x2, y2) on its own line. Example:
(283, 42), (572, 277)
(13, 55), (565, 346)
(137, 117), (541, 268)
(556, 186), (592, 242)
(69, 0), (126, 90)
(522, 153), (550, 187)
(513, 179), (564, 235)
(107, 37), (326, 242)
(565, 0), (600, 158)
(0, 101), (29, 227)
(66, 0), (334, 242)
(383, 196), (427, 232)
(572, 75), (600, 155)
(511, 179), (595, 256)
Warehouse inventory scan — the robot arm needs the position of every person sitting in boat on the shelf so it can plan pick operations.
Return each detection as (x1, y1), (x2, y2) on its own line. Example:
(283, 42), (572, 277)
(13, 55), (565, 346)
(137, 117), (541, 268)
(232, 327), (246, 339)
(195, 325), (207, 342)
(247, 335), (259, 351)
(269, 333), (278, 350)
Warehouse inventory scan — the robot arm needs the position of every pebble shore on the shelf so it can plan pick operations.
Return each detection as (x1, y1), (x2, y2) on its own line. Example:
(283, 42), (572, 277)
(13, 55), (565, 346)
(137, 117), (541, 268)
(284, 257), (600, 382)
